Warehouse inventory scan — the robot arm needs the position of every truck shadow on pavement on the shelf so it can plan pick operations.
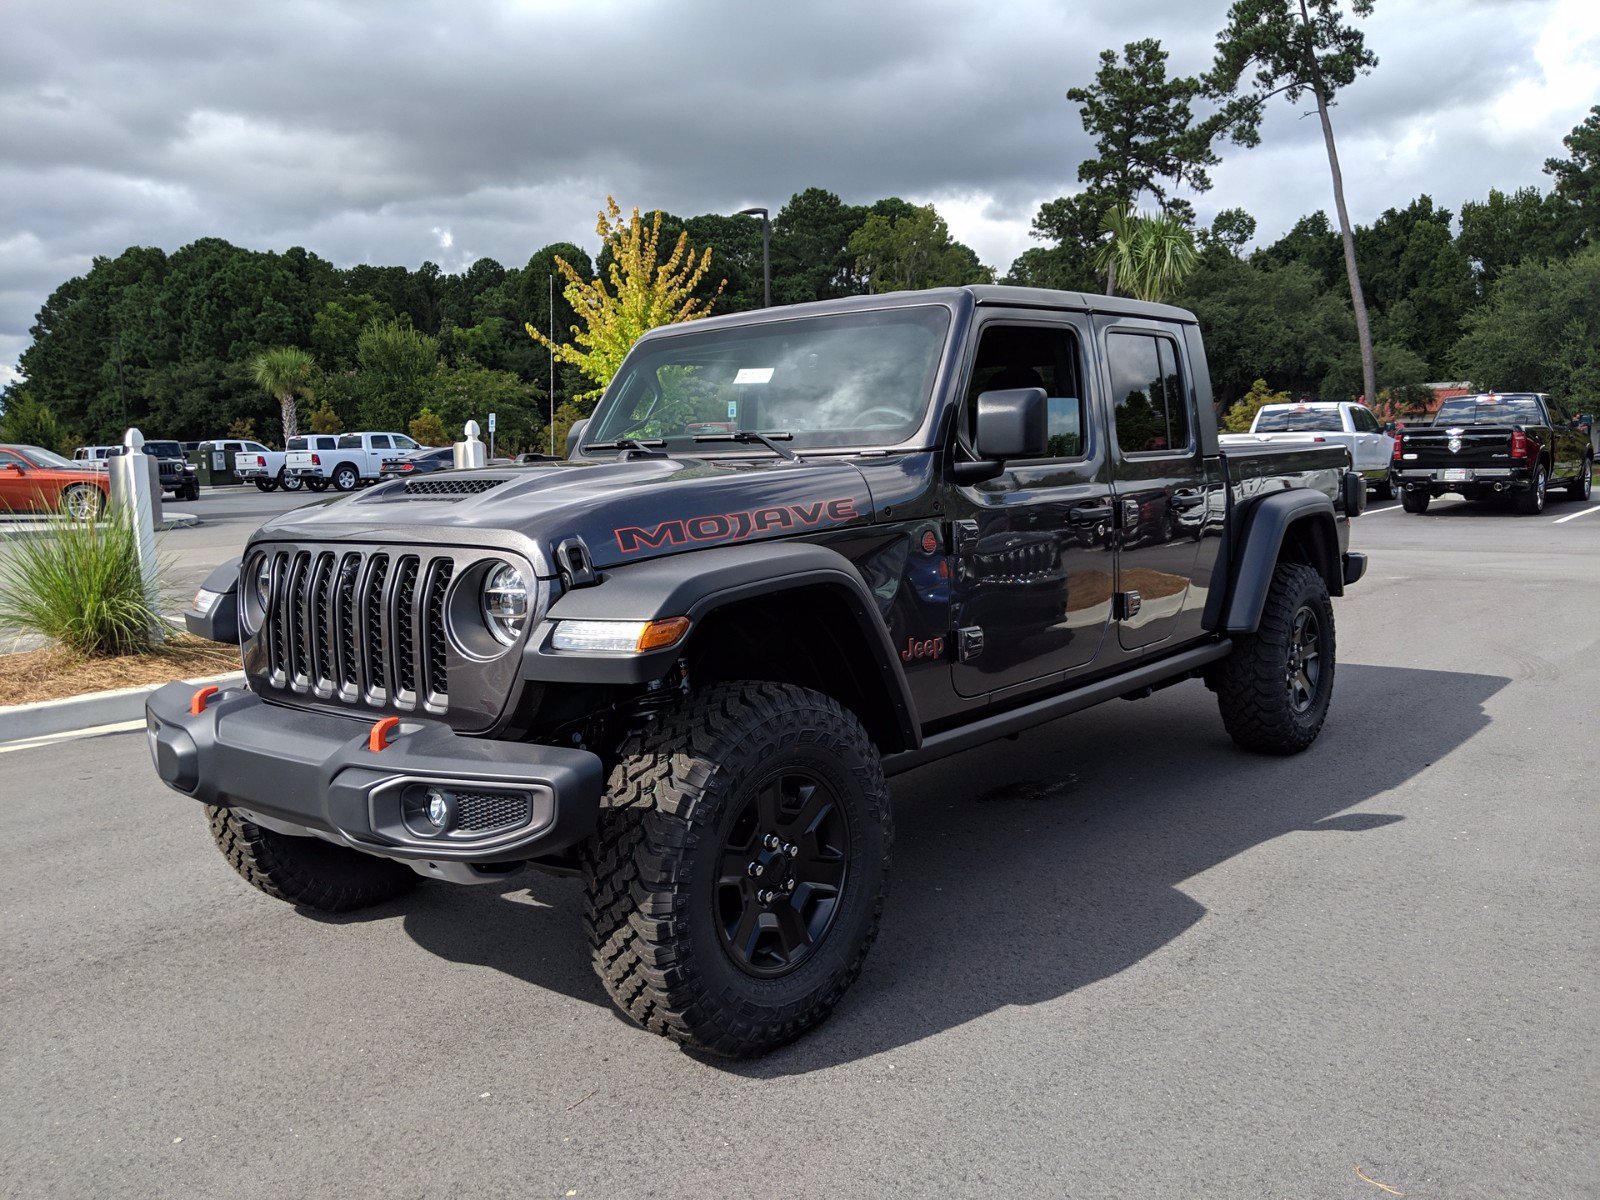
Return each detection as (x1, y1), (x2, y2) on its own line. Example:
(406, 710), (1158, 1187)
(391, 662), (1505, 1073)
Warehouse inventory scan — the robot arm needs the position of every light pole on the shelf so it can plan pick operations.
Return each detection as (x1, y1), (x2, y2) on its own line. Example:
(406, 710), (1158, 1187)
(737, 207), (771, 308)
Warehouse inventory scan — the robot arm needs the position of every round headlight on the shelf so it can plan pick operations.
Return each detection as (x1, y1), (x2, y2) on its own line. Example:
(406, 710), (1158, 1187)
(241, 553), (272, 634)
(482, 561), (529, 646)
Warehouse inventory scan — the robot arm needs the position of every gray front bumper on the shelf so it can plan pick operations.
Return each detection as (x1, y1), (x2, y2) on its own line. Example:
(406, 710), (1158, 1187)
(145, 682), (603, 864)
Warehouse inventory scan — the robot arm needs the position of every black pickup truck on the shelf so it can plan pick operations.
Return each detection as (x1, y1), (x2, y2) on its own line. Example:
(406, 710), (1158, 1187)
(1395, 392), (1593, 514)
(147, 286), (1367, 1056)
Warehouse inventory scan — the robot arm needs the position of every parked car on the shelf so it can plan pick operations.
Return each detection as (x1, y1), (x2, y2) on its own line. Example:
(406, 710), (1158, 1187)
(281, 434), (343, 491)
(1219, 401), (1395, 498)
(139, 439), (201, 501)
(287, 431), (420, 492)
(151, 284), (1369, 1058)
(236, 441), (306, 493)
(1, 443), (111, 518)
(378, 447), (455, 478)
(71, 445), (117, 472)
(1394, 392), (1593, 514)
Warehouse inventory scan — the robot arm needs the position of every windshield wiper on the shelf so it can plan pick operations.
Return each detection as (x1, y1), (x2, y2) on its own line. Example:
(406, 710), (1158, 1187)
(584, 437), (667, 454)
(692, 430), (800, 461)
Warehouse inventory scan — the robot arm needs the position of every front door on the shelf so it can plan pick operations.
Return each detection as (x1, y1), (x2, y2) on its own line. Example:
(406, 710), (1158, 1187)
(951, 317), (1116, 698)
(1098, 318), (1215, 651)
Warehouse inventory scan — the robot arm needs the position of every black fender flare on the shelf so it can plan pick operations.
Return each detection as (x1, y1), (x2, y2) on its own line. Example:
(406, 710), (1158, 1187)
(523, 542), (920, 751)
(1206, 490), (1342, 634)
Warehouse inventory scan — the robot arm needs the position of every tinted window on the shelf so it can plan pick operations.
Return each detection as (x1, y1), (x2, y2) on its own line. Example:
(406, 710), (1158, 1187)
(394, 435), (419, 450)
(143, 441), (183, 457)
(338, 435), (363, 449)
(243, 442), (269, 453)
(286, 437), (307, 451)
(1255, 409), (1344, 433)
(1350, 408), (1379, 433)
(1434, 395), (1546, 425)
(370, 435), (392, 449)
(1108, 332), (1189, 454)
(967, 324), (1086, 459)
(0, 450), (25, 467)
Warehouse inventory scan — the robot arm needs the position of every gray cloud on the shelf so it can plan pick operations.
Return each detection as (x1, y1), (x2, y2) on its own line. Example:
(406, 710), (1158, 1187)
(2, 0), (1596, 383)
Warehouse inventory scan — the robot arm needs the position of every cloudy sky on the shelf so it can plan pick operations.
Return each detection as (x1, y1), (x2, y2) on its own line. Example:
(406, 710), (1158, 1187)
(2, 0), (1597, 384)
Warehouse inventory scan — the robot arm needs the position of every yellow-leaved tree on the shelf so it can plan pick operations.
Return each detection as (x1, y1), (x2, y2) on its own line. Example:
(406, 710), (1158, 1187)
(527, 197), (723, 402)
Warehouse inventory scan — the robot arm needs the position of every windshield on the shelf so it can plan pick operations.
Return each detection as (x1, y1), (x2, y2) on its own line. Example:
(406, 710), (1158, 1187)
(16, 445), (79, 469)
(586, 306), (951, 452)
(1434, 395), (1545, 425)
(143, 441), (182, 457)
(1254, 408), (1343, 433)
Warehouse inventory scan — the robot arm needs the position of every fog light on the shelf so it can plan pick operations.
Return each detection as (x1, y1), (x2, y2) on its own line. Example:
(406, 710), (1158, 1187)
(426, 789), (449, 828)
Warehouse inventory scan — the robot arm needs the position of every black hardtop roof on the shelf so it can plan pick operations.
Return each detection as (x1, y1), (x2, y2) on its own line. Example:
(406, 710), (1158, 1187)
(635, 285), (1197, 344)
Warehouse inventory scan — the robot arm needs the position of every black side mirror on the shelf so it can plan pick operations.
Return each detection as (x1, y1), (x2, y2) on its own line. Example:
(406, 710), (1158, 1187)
(974, 387), (1048, 461)
(565, 419), (588, 459)
(1382, 421), (1397, 434)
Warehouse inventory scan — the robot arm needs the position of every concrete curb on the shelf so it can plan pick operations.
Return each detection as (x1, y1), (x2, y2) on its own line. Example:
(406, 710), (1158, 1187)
(0, 511), (201, 539)
(0, 670), (244, 743)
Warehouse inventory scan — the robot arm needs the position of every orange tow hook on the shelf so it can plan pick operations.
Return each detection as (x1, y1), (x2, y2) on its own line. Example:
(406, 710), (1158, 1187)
(189, 686), (220, 715)
(368, 716), (401, 752)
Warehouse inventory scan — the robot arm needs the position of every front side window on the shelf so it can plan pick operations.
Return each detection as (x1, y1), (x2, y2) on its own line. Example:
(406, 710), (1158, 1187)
(966, 324), (1086, 459)
(586, 306), (951, 452)
(394, 435), (419, 450)
(1108, 332), (1190, 454)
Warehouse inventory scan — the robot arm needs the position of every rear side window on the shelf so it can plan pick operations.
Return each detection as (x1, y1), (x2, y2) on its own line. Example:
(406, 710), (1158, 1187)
(1107, 332), (1190, 454)
(338, 435), (363, 449)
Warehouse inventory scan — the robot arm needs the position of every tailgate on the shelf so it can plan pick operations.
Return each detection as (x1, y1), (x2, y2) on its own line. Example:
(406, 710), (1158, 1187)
(1402, 429), (1513, 470)
(285, 451), (317, 472)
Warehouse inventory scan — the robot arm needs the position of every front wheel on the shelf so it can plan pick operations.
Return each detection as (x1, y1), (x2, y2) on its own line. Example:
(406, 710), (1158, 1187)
(254, 479), (278, 493)
(1568, 456), (1593, 501)
(583, 681), (892, 1057)
(1211, 562), (1335, 755)
(1516, 464), (1548, 515)
(1400, 488), (1430, 514)
(206, 806), (416, 911)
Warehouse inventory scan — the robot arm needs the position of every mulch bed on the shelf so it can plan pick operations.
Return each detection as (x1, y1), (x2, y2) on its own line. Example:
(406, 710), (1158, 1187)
(0, 636), (239, 707)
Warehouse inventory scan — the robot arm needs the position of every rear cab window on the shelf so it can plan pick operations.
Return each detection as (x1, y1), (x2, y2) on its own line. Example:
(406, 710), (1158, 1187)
(1107, 331), (1191, 455)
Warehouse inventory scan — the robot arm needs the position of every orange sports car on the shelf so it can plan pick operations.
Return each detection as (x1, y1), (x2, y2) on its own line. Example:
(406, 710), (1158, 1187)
(0, 443), (111, 519)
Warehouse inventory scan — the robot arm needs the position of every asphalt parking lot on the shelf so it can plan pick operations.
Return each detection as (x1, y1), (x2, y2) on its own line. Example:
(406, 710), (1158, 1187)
(2, 489), (1596, 1198)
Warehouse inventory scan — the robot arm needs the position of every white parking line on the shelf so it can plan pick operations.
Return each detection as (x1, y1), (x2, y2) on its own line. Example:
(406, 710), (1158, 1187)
(1553, 504), (1600, 524)
(1363, 502), (1405, 515)
(0, 718), (144, 755)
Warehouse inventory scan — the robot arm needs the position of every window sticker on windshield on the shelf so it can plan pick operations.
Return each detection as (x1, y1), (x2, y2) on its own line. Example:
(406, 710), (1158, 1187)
(733, 367), (774, 385)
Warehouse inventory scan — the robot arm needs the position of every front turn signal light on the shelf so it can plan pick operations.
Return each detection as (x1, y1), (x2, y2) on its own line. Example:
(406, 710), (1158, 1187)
(551, 617), (691, 654)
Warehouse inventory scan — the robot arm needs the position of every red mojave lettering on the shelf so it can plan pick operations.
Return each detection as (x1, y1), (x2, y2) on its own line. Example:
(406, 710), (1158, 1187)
(615, 497), (859, 554)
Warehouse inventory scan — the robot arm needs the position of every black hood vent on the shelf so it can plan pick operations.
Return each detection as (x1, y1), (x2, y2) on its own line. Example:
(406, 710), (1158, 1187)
(403, 477), (508, 498)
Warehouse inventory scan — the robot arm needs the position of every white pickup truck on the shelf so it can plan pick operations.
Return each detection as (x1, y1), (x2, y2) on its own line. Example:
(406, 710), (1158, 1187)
(235, 442), (303, 492)
(285, 431), (421, 492)
(1220, 401), (1396, 498)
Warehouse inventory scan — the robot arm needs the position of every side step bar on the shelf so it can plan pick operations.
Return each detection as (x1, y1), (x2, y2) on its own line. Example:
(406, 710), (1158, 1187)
(883, 640), (1232, 777)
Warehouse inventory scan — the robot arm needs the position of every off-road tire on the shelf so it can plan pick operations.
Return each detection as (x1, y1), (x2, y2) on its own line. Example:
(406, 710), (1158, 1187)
(1211, 562), (1335, 756)
(1568, 455), (1593, 501)
(205, 805), (416, 912)
(254, 479), (277, 493)
(332, 463), (359, 491)
(582, 681), (892, 1057)
(1400, 488), (1430, 514)
(182, 481), (199, 501)
(1516, 463), (1548, 515)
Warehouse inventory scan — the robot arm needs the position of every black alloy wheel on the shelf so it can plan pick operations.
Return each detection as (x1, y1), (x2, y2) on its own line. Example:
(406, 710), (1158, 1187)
(1285, 605), (1323, 714)
(716, 769), (850, 978)
(1517, 464), (1547, 515)
(1569, 456), (1593, 501)
(306, 477), (329, 492)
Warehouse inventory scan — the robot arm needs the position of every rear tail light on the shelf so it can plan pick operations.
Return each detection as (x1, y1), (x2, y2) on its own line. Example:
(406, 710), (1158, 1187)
(1510, 430), (1529, 459)
(400, 462), (415, 472)
(1392, 436), (1404, 460)
(311, 453), (321, 466)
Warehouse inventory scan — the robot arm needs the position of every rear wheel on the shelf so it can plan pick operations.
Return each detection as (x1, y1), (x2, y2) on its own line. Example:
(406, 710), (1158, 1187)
(1568, 455), (1593, 501)
(254, 479), (278, 493)
(206, 806), (416, 912)
(1211, 562), (1335, 755)
(306, 478), (329, 492)
(332, 463), (359, 492)
(279, 469), (303, 492)
(1516, 463), (1548, 515)
(1373, 477), (1395, 501)
(62, 483), (105, 520)
(583, 681), (892, 1057)
(1400, 488), (1430, 514)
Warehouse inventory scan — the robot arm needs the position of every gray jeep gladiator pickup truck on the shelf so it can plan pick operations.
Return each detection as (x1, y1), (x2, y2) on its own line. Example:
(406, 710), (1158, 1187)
(147, 286), (1368, 1056)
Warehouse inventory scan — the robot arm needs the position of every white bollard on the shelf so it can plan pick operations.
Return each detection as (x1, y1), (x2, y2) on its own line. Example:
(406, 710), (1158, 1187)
(453, 420), (487, 470)
(107, 427), (164, 642)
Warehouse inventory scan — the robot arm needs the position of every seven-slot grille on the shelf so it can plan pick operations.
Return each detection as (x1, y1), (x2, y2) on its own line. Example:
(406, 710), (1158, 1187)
(257, 548), (455, 710)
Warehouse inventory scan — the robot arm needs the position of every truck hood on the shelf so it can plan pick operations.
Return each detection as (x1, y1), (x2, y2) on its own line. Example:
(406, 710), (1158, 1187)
(251, 454), (877, 575)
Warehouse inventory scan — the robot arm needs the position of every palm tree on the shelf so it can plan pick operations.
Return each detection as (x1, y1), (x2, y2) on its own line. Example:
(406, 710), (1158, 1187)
(1093, 207), (1200, 303)
(250, 347), (315, 441)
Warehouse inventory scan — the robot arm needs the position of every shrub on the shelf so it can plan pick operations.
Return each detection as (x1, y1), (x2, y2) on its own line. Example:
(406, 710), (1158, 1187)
(408, 408), (449, 447)
(1222, 379), (1292, 432)
(0, 511), (164, 656)
(308, 402), (343, 434)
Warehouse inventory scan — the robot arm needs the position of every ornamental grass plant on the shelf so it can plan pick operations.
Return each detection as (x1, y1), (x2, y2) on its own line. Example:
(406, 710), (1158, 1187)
(0, 509), (164, 657)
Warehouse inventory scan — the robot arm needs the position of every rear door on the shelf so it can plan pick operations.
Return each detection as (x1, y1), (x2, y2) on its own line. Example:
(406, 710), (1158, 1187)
(1098, 317), (1219, 651)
